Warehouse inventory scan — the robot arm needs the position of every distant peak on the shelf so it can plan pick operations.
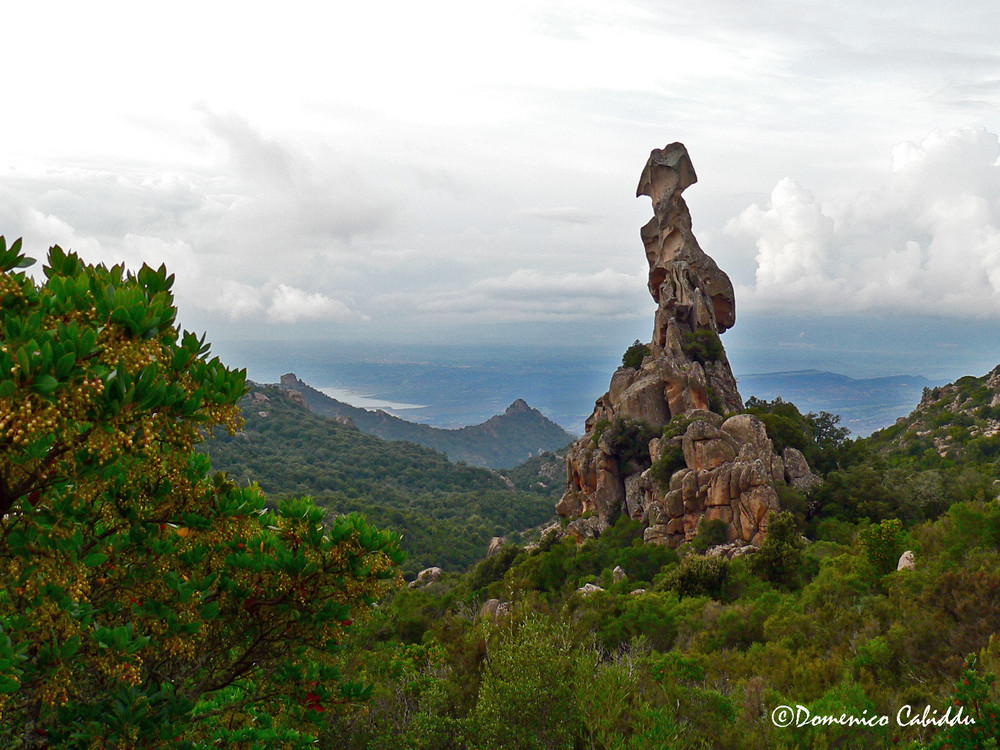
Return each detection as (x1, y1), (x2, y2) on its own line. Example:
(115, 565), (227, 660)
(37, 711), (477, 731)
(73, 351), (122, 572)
(280, 373), (303, 388)
(505, 399), (533, 415)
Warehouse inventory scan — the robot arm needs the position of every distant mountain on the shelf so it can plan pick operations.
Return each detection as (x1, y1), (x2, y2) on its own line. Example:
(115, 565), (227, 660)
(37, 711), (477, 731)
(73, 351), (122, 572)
(202, 384), (558, 575)
(277, 373), (576, 468)
(737, 369), (932, 436)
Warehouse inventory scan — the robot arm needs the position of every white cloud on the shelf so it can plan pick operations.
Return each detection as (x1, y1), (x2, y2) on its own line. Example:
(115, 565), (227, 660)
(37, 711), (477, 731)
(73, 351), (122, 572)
(729, 179), (834, 286)
(266, 284), (365, 324)
(519, 207), (602, 224)
(201, 280), (266, 321)
(727, 127), (1000, 318)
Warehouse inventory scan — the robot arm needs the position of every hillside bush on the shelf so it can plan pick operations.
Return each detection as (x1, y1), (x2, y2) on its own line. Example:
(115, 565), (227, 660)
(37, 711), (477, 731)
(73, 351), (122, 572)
(691, 519), (729, 553)
(599, 418), (658, 473)
(747, 511), (805, 588)
(664, 555), (729, 599)
(649, 443), (686, 490)
(857, 517), (903, 575)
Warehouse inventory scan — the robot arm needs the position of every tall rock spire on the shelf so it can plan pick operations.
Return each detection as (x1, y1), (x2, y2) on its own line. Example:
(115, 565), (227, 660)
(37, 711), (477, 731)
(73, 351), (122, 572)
(556, 143), (814, 547)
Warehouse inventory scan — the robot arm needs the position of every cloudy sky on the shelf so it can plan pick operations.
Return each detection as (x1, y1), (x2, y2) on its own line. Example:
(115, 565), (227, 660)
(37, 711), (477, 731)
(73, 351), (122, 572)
(3, 1), (999, 382)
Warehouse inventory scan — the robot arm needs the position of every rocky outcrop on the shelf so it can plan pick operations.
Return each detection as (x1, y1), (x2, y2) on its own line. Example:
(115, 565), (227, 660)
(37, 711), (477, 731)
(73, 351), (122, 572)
(479, 598), (512, 621)
(782, 447), (822, 491)
(706, 541), (759, 559)
(332, 415), (358, 430)
(641, 413), (784, 546)
(556, 143), (813, 548)
(408, 567), (443, 588)
(897, 550), (916, 571)
(487, 536), (506, 558)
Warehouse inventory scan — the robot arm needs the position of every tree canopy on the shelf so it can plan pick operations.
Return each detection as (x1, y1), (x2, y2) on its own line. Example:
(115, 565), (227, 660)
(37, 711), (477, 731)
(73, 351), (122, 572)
(0, 238), (403, 748)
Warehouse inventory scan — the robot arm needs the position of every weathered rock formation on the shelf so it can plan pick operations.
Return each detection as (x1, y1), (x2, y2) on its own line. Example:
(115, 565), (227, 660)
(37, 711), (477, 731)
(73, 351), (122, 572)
(556, 143), (811, 547)
(408, 566), (443, 588)
(478, 598), (511, 621)
(486, 536), (506, 558)
(897, 550), (916, 571)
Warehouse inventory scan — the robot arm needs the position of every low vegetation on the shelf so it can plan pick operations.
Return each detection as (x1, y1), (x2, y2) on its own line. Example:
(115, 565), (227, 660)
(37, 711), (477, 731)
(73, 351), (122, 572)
(621, 340), (650, 370)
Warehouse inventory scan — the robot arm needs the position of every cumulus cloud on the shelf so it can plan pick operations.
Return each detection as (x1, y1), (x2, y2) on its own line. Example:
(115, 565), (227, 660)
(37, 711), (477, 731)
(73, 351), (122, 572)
(199, 280), (266, 320)
(732, 179), (834, 286)
(727, 127), (1000, 318)
(0, 111), (392, 331)
(267, 283), (365, 324)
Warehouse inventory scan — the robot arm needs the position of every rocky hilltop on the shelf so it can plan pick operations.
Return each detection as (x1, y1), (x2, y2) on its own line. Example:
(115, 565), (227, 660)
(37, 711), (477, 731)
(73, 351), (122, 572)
(556, 143), (816, 546)
(868, 364), (1000, 462)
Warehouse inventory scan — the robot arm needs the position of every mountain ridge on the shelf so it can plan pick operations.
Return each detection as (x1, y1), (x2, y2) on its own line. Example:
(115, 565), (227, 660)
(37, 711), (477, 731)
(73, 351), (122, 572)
(276, 373), (576, 469)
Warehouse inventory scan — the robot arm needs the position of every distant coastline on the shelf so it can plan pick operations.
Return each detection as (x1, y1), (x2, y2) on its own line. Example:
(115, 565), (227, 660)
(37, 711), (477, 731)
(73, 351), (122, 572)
(215, 339), (936, 437)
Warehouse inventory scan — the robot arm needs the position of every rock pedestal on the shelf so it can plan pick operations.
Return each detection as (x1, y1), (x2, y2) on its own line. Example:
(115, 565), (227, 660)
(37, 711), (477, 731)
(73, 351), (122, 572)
(556, 143), (812, 547)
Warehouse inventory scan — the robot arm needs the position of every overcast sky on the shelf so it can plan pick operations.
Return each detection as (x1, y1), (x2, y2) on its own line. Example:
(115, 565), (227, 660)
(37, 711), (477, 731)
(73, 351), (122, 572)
(3, 1), (999, 381)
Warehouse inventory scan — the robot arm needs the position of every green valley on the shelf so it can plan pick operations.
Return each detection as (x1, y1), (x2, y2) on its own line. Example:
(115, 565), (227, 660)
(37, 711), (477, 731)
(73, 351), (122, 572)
(202, 384), (561, 576)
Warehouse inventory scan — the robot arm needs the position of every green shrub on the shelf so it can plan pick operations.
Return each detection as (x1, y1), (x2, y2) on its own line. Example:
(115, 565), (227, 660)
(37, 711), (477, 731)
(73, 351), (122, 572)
(600, 418), (658, 472)
(857, 518), (903, 576)
(747, 511), (805, 588)
(591, 417), (611, 446)
(621, 339), (650, 370)
(665, 555), (729, 599)
(662, 415), (693, 440)
(926, 654), (1000, 750)
(649, 443), (686, 490)
(680, 330), (724, 365)
(468, 545), (522, 594)
(691, 519), (729, 553)
(0, 239), (404, 747)
(468, 617), (580, 749)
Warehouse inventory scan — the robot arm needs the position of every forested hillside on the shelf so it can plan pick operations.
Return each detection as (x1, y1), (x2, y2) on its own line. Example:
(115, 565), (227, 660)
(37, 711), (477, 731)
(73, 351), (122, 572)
(278, 373), (575, 468)
(321, 389), (1000, 749)
(203, 384), (558, 575)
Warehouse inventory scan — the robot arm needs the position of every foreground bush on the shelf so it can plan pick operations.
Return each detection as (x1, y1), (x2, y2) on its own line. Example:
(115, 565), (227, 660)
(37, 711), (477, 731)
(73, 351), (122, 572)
(0, 239), (403, 748)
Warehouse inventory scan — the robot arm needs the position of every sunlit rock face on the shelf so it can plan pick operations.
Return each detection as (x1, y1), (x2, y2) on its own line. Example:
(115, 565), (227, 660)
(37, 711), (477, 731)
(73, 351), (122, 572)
(557, 143), (813, 546)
